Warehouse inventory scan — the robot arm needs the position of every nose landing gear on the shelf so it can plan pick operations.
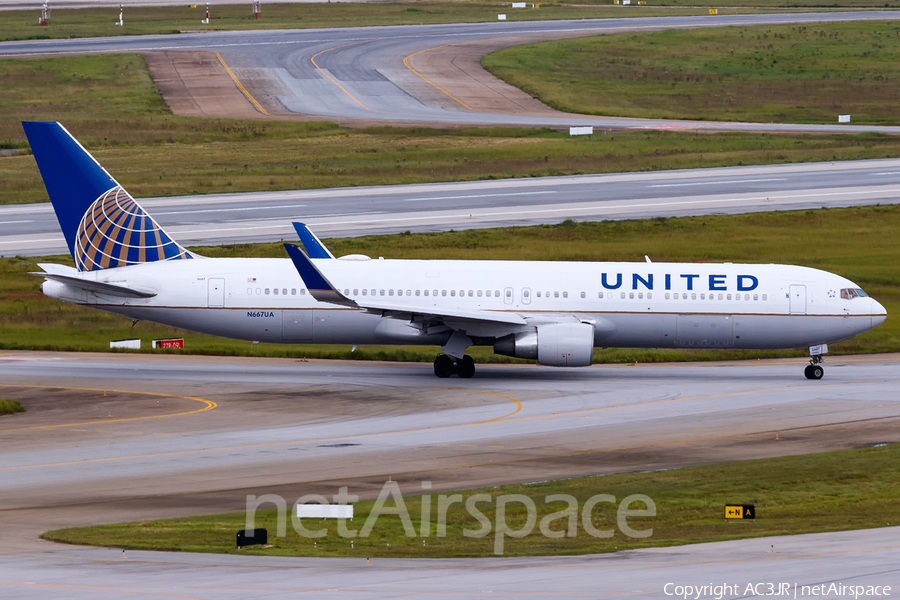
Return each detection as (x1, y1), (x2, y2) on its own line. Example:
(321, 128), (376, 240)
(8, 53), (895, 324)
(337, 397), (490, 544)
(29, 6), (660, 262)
(433, 354), (475, 378)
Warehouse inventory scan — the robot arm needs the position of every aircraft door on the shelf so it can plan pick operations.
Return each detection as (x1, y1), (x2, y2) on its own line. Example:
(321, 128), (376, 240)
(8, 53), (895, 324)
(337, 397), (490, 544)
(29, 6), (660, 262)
(504, 287), (514, 305)
(789, 285), (807, 315)
(282, 310), (313, 341)
(208, 278), (225, 308)
(521, 288), (532, 305)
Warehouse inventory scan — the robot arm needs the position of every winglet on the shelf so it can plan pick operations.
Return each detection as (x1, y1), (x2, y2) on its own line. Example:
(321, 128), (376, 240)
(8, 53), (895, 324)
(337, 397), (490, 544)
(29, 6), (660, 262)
(283, 243), (355, 306)
(292, 223), (334, 259)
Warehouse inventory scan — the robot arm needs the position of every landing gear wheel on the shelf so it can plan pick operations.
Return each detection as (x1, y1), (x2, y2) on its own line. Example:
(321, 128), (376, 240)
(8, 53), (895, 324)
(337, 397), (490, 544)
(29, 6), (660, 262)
(458, 355), (476, 378)
(434, 354), (454, 378)
(804, 364), (824, 380)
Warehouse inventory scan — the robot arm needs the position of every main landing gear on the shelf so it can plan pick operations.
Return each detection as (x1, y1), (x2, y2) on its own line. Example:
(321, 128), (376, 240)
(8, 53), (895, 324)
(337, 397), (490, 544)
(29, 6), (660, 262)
(434, 354), (475, 378)
(804, 354), (824, 380)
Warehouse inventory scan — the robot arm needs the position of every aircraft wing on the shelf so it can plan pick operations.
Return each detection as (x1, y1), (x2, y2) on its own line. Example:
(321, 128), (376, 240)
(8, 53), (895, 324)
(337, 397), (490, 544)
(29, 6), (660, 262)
(30, 264), (157, 298)
(283, 243), (526, 327)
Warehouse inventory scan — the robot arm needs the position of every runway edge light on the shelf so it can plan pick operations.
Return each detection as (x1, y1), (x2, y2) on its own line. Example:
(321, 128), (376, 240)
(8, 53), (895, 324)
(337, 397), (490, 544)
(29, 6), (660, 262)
(724, 504), (755, 520)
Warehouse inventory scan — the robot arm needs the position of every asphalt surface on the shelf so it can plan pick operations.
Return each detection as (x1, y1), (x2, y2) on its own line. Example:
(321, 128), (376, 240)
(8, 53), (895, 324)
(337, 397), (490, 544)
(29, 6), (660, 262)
(0, 351), (898, 598)
(4, 158), (900, 256)
(2, 12), (900, 131)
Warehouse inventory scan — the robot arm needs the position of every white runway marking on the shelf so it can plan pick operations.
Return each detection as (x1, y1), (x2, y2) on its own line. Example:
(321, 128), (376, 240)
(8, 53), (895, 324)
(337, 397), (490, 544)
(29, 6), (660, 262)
(402, 191), (554, 202)
(648, 178), (787, 188)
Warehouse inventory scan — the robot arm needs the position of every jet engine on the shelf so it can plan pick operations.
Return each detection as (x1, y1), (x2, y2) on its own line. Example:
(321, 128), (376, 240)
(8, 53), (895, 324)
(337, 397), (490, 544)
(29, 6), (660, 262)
(493, 322), (595, 367)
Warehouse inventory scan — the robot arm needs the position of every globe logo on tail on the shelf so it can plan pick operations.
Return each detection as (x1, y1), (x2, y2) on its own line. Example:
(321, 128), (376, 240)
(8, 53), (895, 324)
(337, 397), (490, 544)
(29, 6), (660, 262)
(74, 186), (194, 271)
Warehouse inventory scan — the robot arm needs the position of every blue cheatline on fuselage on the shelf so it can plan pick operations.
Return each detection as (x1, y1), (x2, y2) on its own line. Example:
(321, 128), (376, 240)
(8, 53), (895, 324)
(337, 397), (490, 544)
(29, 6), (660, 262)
(22, 120), (195, 272)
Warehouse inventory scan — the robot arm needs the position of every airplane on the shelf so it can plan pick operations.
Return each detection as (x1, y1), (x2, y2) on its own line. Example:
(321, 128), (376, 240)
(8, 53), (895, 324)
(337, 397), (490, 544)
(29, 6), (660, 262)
(23, 121), (887, 379)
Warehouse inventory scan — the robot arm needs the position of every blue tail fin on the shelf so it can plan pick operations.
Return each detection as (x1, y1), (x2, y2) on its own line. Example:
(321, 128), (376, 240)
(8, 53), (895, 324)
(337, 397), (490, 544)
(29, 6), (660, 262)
(22, 121), (195, 271)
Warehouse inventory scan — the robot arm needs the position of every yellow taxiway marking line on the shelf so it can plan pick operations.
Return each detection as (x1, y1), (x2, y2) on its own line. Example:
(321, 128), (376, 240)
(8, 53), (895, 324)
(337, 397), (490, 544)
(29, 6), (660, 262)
(403, 45), (473, 111)
(0, 386), (520, 472)
(499, 378), (900, 426)
(2, 377), (892, 473)
(310, 41), (374, 112)
(214, 51), (270, 116)
(0, 384), (216, 432)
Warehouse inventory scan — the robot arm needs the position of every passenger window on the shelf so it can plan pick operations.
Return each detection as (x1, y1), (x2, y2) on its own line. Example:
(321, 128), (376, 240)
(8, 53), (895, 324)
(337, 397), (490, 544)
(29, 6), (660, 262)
(247, 288), (252, 295)
(674, 293), (679, 300)
(718, 293), (724, 300)
(700, 293), (705, 300)
(274, 288), (279, 295)
(265, 288), (270, 295)
(300, 289), (306, 296)
(726, 294), (732, 300)
(496, 290), (500, 297)
(352, 289), (357, 296)
(406, 290), (411, 296)
(598, 292), (604, 299)
(451, 290), (456, 297)
(416, 290), (420, 296)
(424, 290), (429, 296)
(477, 290), (483, 297)
(647, 293), (652, 299)
(620, 292), (626, 299)
(753, 294), (758, 301)
(537, 291), (541, 298)
(283, 288), (288, 295)
(460, 290), (464, 297)
(292, 289), (297, 295)
(344, 289), (349, 295)
(554, 291), (559, 298)
(380, 289), (385, 296)
(468, 290), (473, 297)
(638, 292), (643, 299)
(563, 291), (568, 298)
(629, 292), (634, 299)
(362, 289), (367, 296)
(580, 291), (585, 298)
(389, 289), (394, 296)
(691, 293), (696, 300)
(665, 293), (670, 300)
(762, 294), (767, 301)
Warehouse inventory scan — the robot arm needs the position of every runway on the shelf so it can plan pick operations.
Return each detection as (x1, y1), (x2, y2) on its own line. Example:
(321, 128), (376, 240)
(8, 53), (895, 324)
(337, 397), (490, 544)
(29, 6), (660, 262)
(0, 351), (898, 597)
(4, 158), (900, 256)
(2, 13), (900, 131)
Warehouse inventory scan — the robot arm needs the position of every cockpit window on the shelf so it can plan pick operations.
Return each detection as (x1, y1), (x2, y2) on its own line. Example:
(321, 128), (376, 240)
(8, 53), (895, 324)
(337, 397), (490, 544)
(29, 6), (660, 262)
(841, 288), (868, 300)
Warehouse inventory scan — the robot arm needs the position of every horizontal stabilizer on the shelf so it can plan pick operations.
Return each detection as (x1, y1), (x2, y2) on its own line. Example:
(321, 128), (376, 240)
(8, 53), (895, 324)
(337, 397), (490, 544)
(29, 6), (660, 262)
(30, 271), (157, 298)
(292, 222), (334, 259)
(283, 243), (354, 306)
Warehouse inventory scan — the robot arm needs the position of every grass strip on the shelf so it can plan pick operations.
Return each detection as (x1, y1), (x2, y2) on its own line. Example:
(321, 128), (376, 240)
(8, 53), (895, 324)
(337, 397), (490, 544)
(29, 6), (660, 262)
(4, 53), (900, 205)
(0, 398), (25, 415)
(0, 4), (825, 43)
(2, 205), (897, 362)
(483, 21), (900, 125)
(42, 443), (900, 557)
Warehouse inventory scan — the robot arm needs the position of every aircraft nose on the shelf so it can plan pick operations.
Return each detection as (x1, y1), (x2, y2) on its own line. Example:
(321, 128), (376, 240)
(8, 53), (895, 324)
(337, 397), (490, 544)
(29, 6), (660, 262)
(871, 298), (887, 328)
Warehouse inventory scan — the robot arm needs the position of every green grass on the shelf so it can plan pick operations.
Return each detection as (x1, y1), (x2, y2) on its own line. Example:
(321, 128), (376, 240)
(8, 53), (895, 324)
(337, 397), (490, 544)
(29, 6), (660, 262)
(0, 398), (25, 416)
(5, 53), (900, 205)
(483, 21), (900, 124)
(0, 3), (840, 42)
(2, 205), (897, 362)
(42, 443), (900, 557)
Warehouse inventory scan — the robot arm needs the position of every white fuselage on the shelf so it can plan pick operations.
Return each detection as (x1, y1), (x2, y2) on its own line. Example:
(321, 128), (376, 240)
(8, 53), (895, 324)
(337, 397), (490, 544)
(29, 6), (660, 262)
(41, 256), (886, 352)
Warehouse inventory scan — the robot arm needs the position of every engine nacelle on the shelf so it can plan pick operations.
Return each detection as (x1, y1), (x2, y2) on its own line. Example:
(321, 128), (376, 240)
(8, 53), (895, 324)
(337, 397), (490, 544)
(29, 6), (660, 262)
(494, 322), (594, 367)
